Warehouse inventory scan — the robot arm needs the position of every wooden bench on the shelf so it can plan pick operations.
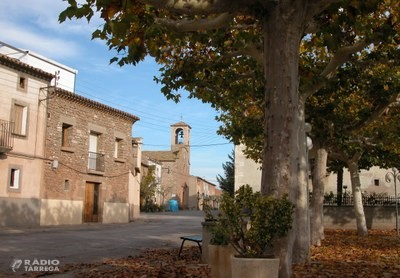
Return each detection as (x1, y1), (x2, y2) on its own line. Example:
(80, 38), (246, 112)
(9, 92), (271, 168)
(178, 235), (202, 257)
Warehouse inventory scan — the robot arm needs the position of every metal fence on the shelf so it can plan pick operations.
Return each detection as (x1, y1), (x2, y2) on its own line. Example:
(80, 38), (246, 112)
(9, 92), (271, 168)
(323, 193), (399, 206)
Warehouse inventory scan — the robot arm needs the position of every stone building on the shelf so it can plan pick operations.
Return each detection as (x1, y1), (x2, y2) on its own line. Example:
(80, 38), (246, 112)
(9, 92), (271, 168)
(143, 122), (191, 208)
(42, 88), (140, 225)
(188, 176), (222, 210)
(234, 144), (396, 195)
(143, 122), (222, 210)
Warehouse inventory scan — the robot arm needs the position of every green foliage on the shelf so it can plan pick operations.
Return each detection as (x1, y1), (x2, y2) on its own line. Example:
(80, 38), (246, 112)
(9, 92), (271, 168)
(140, 201), (164, 212)
(202, 202), (217, 222)
(215, 185), (295, 258)
(216, 150), (235, 195)
(140, 166), (157, 205)
(209, 224), (230, 246)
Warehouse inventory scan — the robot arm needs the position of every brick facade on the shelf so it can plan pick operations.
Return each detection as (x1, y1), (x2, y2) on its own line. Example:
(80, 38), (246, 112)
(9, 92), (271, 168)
(42, 88), (139, 224)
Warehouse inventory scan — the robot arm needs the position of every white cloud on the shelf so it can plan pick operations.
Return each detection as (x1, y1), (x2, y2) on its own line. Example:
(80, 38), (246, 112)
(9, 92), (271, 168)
(0, 21), (80, 60)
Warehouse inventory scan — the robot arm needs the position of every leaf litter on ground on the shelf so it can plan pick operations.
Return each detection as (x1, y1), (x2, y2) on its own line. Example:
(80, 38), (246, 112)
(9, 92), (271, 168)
(18, 229), (400, 277)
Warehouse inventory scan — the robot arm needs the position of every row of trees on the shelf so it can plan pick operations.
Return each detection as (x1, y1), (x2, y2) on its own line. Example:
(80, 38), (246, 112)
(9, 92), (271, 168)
(60, 1), (400, 276)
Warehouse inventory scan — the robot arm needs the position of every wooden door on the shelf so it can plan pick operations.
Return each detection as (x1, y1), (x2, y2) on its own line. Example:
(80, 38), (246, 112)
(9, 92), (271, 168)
(84, 182), (99, 222)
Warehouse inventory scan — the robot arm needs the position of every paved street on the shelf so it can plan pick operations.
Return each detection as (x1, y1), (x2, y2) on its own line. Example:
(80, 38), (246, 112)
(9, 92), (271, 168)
(0, 211), (204, 275)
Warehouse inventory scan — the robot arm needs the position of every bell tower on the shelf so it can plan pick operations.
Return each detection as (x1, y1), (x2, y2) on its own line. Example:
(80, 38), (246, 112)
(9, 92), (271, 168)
(171, 121), (191, 149)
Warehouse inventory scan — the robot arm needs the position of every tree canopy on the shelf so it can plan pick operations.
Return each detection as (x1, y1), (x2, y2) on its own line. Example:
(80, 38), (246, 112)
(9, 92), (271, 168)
(59, 0), (400, 276)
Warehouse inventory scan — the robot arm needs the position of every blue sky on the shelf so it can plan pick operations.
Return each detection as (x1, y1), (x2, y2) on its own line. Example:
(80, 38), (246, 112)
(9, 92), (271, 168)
(0, 0), (233, 184)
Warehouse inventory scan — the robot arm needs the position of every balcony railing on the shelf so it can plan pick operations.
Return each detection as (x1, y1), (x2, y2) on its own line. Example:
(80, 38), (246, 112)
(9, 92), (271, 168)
(88, 151), (105, 173)
(0, 120), (14, 153)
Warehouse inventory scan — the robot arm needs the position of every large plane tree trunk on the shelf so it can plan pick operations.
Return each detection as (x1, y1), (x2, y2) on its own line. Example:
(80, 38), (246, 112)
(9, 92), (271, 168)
(260, 4), (309, 276)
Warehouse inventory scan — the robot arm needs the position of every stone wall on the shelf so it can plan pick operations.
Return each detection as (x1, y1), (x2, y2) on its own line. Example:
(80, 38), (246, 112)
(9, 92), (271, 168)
(323, 206), (397, 230)
(42, 90), (136, 224)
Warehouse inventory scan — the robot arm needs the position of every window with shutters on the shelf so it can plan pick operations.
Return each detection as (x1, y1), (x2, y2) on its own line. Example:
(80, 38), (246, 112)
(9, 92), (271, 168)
(61, 123), (73, 147)
(11, 102), (28, 137)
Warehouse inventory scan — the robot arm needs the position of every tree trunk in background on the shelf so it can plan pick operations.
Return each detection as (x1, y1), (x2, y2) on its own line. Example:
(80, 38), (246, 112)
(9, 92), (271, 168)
(337, 167), (343, 206)
(310, 144), (328, 246)
(293, 97), (311, 263)
(347, 155), (368, 236)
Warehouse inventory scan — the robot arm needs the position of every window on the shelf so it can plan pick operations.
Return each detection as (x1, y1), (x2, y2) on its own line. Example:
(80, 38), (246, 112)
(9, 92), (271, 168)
(114, 138), (123, 159)
(64, 180), (70, 191)
(61, 123), (72, 147)
(88, 131), (105, 172)
(17, 75), (27, 91)
(12, 103), (28, 136)
(19, 77), (26, 89)
(9, 168), (21, 190)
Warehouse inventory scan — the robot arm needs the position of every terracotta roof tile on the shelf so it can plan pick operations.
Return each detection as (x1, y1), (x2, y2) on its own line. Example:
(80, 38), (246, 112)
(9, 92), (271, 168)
(142, 151), (177, 161)
(0, 54), (54, 81)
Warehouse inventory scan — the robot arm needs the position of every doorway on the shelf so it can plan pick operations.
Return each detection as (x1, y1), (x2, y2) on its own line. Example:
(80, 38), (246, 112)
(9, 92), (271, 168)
(84, 182), (100, 222)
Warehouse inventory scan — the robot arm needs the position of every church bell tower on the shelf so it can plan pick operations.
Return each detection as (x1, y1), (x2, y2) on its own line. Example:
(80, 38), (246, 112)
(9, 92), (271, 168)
(171, 121), (191, 149)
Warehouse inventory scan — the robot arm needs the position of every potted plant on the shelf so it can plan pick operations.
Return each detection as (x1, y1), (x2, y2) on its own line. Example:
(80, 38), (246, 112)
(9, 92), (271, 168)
(215, 185), (295, 278)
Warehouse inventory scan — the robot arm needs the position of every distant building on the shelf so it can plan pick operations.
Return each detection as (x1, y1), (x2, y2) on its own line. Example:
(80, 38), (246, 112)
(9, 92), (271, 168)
(143, 122), (221, 209)
(188, 176), (222, 210)
(0, 41), (78, 92)
(143, 122), (192, 208)
(234, 144), (395, 196)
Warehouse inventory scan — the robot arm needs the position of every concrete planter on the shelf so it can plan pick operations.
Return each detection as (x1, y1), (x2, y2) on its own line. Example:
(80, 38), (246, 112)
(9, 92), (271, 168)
(201, 221), (217, 263)
(208, 245), (235, 278)
(231, 255), (280, 278)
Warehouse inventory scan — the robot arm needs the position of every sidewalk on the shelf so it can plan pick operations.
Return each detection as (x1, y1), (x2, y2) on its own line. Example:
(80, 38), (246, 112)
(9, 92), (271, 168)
(0, 211), (205, 275)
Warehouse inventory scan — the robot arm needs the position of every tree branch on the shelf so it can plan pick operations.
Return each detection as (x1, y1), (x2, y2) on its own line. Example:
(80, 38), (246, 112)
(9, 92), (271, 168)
(302, 41), (369, 98)
(141, 0), (255, 15)
(305, 0), (341, 21)
(242, 43), (264, 65)
(346, 93), (400, 133)
(155, 12), (235, 32)
(328, 151), (347, 162)
(320, 41), (368, 78)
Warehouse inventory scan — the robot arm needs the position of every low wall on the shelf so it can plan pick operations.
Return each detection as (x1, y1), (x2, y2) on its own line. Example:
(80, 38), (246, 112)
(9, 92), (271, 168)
(103, 202), (129, 224)
(324, 206), (397, 230)
(40, 199), (83, 225)
(0, 197), (41, 227)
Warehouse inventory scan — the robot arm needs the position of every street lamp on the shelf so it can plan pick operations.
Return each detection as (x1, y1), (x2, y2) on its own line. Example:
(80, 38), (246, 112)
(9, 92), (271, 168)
(385, 168), (400, 236)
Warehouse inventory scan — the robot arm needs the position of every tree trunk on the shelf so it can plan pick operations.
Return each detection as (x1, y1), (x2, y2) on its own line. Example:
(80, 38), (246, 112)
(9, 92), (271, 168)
(292, 98), (310, 263)
(347, 156), (368, 236)
(310, 143), (328, 246)
(260, 4), (309, 277)
(337, 167), (343, 206)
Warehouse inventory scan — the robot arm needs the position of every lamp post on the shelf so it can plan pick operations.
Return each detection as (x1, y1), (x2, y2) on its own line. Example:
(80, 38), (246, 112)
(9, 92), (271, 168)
(385, 168), (400, 236)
